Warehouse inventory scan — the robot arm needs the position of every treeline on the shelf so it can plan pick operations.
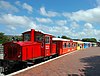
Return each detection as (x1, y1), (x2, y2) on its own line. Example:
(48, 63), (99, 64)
(0, 32), (22, 44)
(0, 32), (10, 44)
(58, 35), (97, 42)
(58, 35), (71, 39)
(82, 38), (97, 42)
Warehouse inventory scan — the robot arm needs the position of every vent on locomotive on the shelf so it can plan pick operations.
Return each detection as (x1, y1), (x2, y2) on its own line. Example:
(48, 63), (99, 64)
(7, 44), (18, 58)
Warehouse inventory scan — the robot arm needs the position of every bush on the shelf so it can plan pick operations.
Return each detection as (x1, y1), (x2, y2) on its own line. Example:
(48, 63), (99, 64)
(0, 32), (10, 44)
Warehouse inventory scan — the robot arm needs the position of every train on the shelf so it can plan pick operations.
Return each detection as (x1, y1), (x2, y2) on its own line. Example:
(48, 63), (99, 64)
(0, 29), (97, 75)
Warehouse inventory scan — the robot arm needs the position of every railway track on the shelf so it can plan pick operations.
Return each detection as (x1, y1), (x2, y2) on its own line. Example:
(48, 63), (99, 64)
(0, 54), (58, 75)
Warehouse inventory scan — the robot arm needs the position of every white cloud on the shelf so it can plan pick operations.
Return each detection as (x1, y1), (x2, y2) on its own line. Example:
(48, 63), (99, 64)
(0, 0), (19, 13)
(63, 12), (71, 18)
(0, 14), (99, 40)
(40, 6), (59, 17)
(70, 22), (79, 29)
(0, 14), (30, 25)
(63, 7), (100, 23)
(22, 3), (33, 13)
(0, 14), (36, 31)
(15, 1), (33, 13)
(82, 28), (100, 39)
(70, 23), (100, 40)
(36, 18), (52, 23)
(48, 25), (71, 36)
(84, 23), (93, 29)
(15, 1), (21, 6)
(62, 6), (100, 40)
(55, 20), (67, 26)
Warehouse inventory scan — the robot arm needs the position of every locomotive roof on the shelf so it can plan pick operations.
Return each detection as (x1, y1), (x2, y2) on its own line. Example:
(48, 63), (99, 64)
(22, 29), (54, 36)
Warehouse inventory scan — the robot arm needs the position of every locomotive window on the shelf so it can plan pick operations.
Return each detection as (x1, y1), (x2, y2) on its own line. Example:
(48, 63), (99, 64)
(24, 34), (30, 41)
(45, 36), (50, 44)
(36, 35), (43, 42)
(63, 43), (67, 48)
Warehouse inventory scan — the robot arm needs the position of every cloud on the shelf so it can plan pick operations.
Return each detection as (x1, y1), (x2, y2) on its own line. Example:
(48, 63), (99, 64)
(84, 23), (93, 29)
(0, 14), (36, 31)
(15, 1), (33, 13)
(55, 20), (67, 26)
(70, 23), (100, 40)
(48, 25), (71, 36)
(70, 22), (79, 29)
(0, 12), (99, 40)
(0, 0), (19, 13)
(22, 3), (33, 13)
(63, 7), (100, 23)
(82, 28), (100, 39)
(40, 6), (59, 17)
(63, 12), (71, 18)
(0, 14), (30, 25)
(15, 1), (21, 6)
(36, 18), (53, 23)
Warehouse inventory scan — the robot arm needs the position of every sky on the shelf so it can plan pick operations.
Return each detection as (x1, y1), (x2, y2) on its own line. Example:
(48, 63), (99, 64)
(0, 0), (100, 41)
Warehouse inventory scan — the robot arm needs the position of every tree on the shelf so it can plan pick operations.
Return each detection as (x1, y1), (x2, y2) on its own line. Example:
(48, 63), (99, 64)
(58, 36), (60, 38)
(61, 35), (71, 39)
(0, 32), (10, 44)
(82, 38), (97, 42)
(15, 35), (23, 41)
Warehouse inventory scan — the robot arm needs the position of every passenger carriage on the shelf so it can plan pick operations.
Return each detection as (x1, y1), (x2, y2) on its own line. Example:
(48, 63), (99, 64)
(74, 41), (84, 50)
(84, 42), (90, 48)
(52, 38), (76, 55)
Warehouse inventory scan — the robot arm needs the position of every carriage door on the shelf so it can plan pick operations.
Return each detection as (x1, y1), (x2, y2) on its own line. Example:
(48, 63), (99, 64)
(45, 36), (51, 56)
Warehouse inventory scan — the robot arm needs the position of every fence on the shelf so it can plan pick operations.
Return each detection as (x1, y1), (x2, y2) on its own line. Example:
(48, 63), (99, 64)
(0, 44), (3, 54)
(0, 44), (4, 75)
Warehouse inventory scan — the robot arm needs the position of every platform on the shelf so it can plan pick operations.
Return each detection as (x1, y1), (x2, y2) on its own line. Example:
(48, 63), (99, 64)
(8, 47), (100, 76)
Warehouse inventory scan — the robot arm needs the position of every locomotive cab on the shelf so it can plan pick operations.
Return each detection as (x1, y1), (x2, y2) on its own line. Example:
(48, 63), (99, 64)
(22, 29), (56, 57)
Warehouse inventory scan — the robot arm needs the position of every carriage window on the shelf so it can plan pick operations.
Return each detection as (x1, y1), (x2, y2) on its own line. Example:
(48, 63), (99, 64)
(78, 44), (80, 46)
(88, 44), (90, 47)
(74, 44), (76, 47)
(63, 43), (67, 48)
(24, 33), (30, 41)
(68, 43), (70, 47)
(71, 43), (74, 47)
(45, 36), (50, 44)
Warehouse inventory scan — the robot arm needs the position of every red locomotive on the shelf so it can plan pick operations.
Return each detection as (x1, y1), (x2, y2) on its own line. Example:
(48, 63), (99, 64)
(3, 29), (56, 61)
(1, 29), (77, 74)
